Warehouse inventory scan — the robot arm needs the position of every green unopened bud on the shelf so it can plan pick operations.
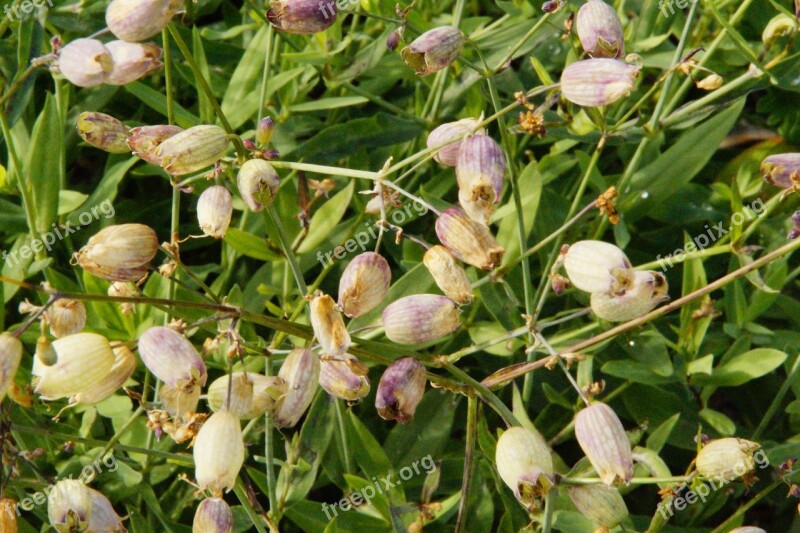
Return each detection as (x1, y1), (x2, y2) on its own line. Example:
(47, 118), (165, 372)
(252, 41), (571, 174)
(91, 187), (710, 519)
(568, 484), (628, 528)
(275, 348), (320, 428)
(695, 438), (761, 482)
(127, 125), (184, 165)
(155, 125), (230, 176)
(237, 159), (280, 212)
(194, 410), (245, 495)
(75, 223), (159, 282)
(495, 427), (554, 506)
(576, 0), (625, 58)
(193, 497), (234, 533)
(561, 59), (639, 108)
(106, 41), (163, 85)
(402, 26), (464, 76)
(375, 357), (426, 423)
(197, 185), (233, 239)
(58, 38), (113, 88)
(257, 117), (275, 146)
(268, 0), (337, 34)
(106, 0), (183, 42)
(575, 403), (634, 485)
(382, 294), (461, 345)
(435, 208), (504, 270)
(0, 334), (23, 404)
(77, 112), (131, 154)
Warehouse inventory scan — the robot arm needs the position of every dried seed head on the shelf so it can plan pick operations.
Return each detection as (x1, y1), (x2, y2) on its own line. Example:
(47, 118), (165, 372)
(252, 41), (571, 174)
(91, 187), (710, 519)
(256, 117), (275, 146)
(237, 159), (281, 212)
(76, 223), (159, 282)
(47, 480), (93, 532)
(161, 381), (202, 422)
(57, 38), (113, 88)
(423, 245), (473, 305)
(33, 333), (116, 400)
(427, 119), (486, 167)
(0, 334), (23, 404)
(138, 327), (207, 391)
(275, 348), (320, 428)
(435, 207), (505, 270)
(127, 125), (184, 165)
(310, 293), (351, 355)
(590, 270), (668, 322)
(156, 125), (230, 176)
(105, 40), (163, 85)
(194, 410), (245, 495)
(567, 484), (628, 528)
(76, 112), (131, 154)
(194, 497), (234, 533)
(402, 26), (465, 76)
(375, 357), (426, 423)
(108, 282), (138, 316)
(382, 294), (461, 345)
(456, 135), (506, 205)
(495, 427), (554, 505)
(695, 438), (761, 482)
(70, 343), (137, 406)
(207, 373), (285, 419)
(338, 252), (392, 317)
(47, 299), (87, 338)
(197, 186), (233, 239)
(576, 0), (625, 58)
(106, 0), (183, 42)
(696, 74), (723, 91)
(562, 240), (634, 294)
(319, 354), (370, 401)
(86, 487), (125, 532)
(267, 0), (337, 34)
(0, 498), (17, 533)
(575, 403), (634, 485)
(761, 153), (800, 189)
(458, 189), (493, 225)
(561, 59), (639, 107)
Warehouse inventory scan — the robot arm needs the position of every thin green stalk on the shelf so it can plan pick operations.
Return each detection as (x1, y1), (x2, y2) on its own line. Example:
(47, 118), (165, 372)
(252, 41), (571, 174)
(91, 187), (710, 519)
(266, 205), (308, 298)
(454, 396), (478, 533)
(751, 354), (800, 440)
(491, 13), (551, 74)
(335, 400), (354, 475)
(660, 71), (758, 129)
(444, 363), (519, 427)
(163, 28), (175, 125)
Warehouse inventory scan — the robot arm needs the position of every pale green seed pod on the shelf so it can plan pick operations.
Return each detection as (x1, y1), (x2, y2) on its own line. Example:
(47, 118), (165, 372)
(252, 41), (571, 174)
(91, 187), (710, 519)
(456, 135), (505, 206)
(695, 438), (761, 482)
(70, 343), (136, 406)
(337, 252), (391, 318)
(427, 119), (486, 167)
(568, 484), (629, 528)
(105, 41), (163, 85)
(86, 487), (125, 532)
(47, 299), (87, 338)
(76, 112), (131, 154)
(0, 334), (23, 404)
(194, 410), (245, 495)
(590, 270), (668, 322)
(576, 0), (625, 58)
(207, 373), (285, 419)
(319, 354), (370, 401)
(561, 59), (639, 107)
(575, 403), (634, 485)
(382, 294), (461, 345)
(193, 497), (234, 533)
(75, 223), (159, 282)
(275, 348), (320, 428)
(57, 39), (113, 88)
(236, 159), (280, 212)
(563, 240), (634, 294)
(197, 185), (233, 239)
(127, 125), (184, 165)
(310, 293), (351, 356)
(495, 427), (554, 505)
(435, 208), (505, 270)
(423, 246), (473, 305)
(402, 26), (464, 76)
(47, 480), (93, 532)
(375, 357), (426, 423)
(106, 0), (183, 42)
(155, 125), (230, 176)
(33, 333), (116, 400)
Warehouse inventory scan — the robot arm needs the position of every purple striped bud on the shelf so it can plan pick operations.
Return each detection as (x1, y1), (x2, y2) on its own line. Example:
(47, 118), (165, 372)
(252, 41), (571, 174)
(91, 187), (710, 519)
(435, 208), (505, 270)
(319, 354), (370, 401)
(495, 427), (554, 505)
(338, 252), (391, 317)
(401, 26), (464, 76)
(761, 153), (800, 189)
(155, 125), (231, 176)
(194, 410), (245, 495)
(576, 0), (625, 59)
(0, 334), (23, 404)
(427, 119), (485, 167)
(387, 30), (402, 52)
(575, 403), (634, 485)
(568, 484), (628, 528)
(75, 224), (159, 282)
(423, 246), (473, 305)
(257, 116), (275, 146)
(237, 159), (281, 212)
(561, 59), (639, 107)
(106, 0), (183, 42)
(197, 185), (233, 239)
(127, 125), (184, 165)
(138, 327), (207, 391)
(86, 488), (125, 532)
(105, 41), (163, 85)
(590, 270), (668, 322)
(267, 0), (337, 34)
(32, 333), (115, 400)
(562, 240), (634, 294)
(194, 498), (234, 533)
(57, 39), (113, 88)
(382, 294), (461, 345)
(76, 112), (131, 154)
(456, 135), (505, 205)
(375, 357), (426, 423)
(275, 348), (320, 428)
(310, 293), (351, 355)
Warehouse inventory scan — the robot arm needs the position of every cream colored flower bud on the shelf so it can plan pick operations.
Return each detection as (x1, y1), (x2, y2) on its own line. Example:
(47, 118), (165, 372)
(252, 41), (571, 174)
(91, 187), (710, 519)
(310, 293), (351, 356)
(575, 403), (634, 485)
(76, 223), (159, 282)
(236, 159), (280, 212)
(401, 26), (464, 76)
(47, 299), (87, 338)
(207, 373), (285, 419)
(562, 240), (634, 294)
(591, 270), (668, 322)
(194, 410), (245, 495)
(275, 348), (320, 428)
(0, 498), (17, 533)
(108, 282), (138, 316)
(57, 39), (113, 88)
(423, 245), (473, 305)
(76, 112), (131, 154)
(435, 208), (504, 270)
(106, 41), (163, 85)
(161, 381), (202, 422)
(0, 334), (23, 404)
(106, 0), (183, 42)
(337, 252), (391, 317)
(561, 59), (639, 107)
(375, 357), (426, 423)
(576, 0), (625, 58)
(47, 480), (93, 532)
(194, 497), (234, 533)
(155, 125), (230, 176)
(568, 484), (628, 528)
(71, 343), (136, 406)
(696, 74), (723, 91)
(495, 427), (554, 505)
(382, 294), (461, 345)
(138, 326), (207, 390)
(197, 186), (233, 239)
(456, 135), (505, 206)
(320, 354), (370, 401)
(427, 119), (485, 167)
(33, 333), (115, 400)
(127, 125), (184, 165)
(86, 487), (125, 532)
(695, 438), (761, 482)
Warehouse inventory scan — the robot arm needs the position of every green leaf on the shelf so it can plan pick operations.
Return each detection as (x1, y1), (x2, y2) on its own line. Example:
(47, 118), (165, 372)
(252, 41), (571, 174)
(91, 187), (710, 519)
(288, 96), (369, 112)
(221, 25), (272, 129)
(57, 190), (89, 215)
(699, 408), (736, 436)
(694, 348), (788, 387)
(297, 181), (355, 253)
(646, 413), (680, 453)
(224, 228), (281, 261)
(125, 82), (200, 128)
(25, 93), (61, 240)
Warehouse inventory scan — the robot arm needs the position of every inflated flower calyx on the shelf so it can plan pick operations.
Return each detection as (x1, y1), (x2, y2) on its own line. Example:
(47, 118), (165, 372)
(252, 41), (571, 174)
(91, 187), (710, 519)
(75, 223), (159, 282)
(76, 112), (131, 154)
(319, 354), (370, 401)
(574, 403), (634, 485)
(310, 293), (351, 355)
(127, 125), (184, 165)
(155, 125), (230, 176)
(382, 294), (461, 345)
(267, 0), (338, 34)
(761, 153), (800, 190)
(47, 480), (93, 532)
(435, 208), (505, 270)
(106, 0), (183, 42)
(456, 135), (506, 206)
(567, 483), (629, 528)
(337, 252), (391, 318)
(193, 410), (245, 495)
(70, 343), (137, 406)
(47, 298), (87, 338)
(562, 240), (634, 294)
(33, 333), (116, 401)
(57, 39), (113, 88)
(197, 185), (233, 239)
(274, 348), (320, 428)
(495, 426), (554, 506)
(695, 438), (761, 482)
(138, 326), (207, 391)
(561, 59), (639, 108)
(0, 334), (23, 404)
(402, 26), (465, 76)
(423, 246), (474, 305)
(576, 0), (625, 58)
(105, 41), (163, 85)
(237, 159), (281, 212)
(590, 270), (668, 322)
(207, 372), (285, 419)
(375, 357), (426, 423)
(85, 487), (126, 532)
(193, 497), (234, 533)
(427, 119), (485, 167)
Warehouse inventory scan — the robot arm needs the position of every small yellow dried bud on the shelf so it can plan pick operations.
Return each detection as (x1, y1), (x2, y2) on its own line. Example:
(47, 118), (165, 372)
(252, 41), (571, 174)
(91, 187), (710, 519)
(435, 208), (504, 270)
(575, 403), (634, 485)
(155, 125), (230, 176)
(696, 74), (723, 91)
(193, 410), (245, 495)
(337, 252), (391, 318)
(423, 245), (473, 305)
(76, 112), (131, 154)
(310, 293), (351, 356)
(47, 299), (87, 338)
(207, 373), (285, 419)
(495, 427), (554, 506)
(275, 348), (320, 428)
(0, 334), (23, 404)
(33, 333), (116, 401)
(695, 438), (761, 482)
(197, 185), (233, 239)
(568, 484), (628, 528)
(75, 223), (159, 282)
